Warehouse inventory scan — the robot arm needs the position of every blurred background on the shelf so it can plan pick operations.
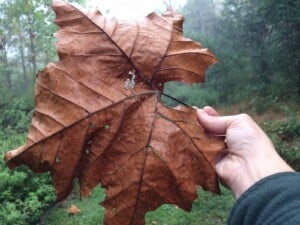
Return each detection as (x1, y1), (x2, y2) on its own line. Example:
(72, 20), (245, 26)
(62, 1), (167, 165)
(0, 0), (299, 224)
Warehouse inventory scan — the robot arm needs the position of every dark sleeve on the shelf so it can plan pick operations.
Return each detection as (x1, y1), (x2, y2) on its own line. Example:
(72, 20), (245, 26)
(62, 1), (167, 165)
(228, 172), (300, 225)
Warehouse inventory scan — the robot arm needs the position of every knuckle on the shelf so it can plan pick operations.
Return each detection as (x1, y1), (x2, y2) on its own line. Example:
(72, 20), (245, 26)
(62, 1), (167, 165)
(239, 113), (251, 121)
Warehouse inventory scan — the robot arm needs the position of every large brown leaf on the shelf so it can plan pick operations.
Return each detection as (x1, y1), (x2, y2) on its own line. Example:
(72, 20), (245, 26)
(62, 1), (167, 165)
(4, 1), (225, 224)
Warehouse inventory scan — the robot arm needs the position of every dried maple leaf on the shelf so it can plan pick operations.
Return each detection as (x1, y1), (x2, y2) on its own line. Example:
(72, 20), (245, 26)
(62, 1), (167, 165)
(4, 1), (225, 225)
(67, 204), (81, 215)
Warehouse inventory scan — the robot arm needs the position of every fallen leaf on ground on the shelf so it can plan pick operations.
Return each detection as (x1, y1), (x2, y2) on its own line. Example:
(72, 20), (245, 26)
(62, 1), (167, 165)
(68, 204), (81, 215)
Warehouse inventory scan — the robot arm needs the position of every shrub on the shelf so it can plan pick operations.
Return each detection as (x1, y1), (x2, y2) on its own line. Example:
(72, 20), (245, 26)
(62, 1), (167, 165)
(0, 134), (56, 225)
(262, 116), (300, 171)
(0, 90), (34, 133)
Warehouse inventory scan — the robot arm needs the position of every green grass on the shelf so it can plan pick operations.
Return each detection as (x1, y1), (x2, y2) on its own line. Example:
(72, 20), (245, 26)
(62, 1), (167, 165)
(146, 186), (234, 225)
(42, 185), (234, 225)
(42, 185), (105, 225)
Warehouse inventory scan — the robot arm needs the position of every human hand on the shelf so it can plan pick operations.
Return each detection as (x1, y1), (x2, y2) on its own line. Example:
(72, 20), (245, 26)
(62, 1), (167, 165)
(197, 106), (294, 199)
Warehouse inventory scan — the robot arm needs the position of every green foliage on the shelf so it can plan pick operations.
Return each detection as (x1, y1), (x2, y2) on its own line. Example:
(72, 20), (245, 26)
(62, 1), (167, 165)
(146, 187), (234, 225)
(0, 202), (25, 225)
(0, 168), (55, 225)
(262, 114), (300, 171)
(0, 134), (56, 225)
(0, 0), (56, 92)
(163, 82), (220, 108)
(181, 0), (300, 105)
(0, 90), (34, 134)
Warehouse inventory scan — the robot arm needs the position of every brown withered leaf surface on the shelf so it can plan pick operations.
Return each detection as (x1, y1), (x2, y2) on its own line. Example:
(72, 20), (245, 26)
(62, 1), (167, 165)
(67, 204), (81, 215)
(4, 1), (225, 225)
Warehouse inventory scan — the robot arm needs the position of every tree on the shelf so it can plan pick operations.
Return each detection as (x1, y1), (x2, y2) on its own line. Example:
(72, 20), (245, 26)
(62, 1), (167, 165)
(182, 0), (217, 38)
(179, 0), (300, 105)
(221, 0), (300, 98)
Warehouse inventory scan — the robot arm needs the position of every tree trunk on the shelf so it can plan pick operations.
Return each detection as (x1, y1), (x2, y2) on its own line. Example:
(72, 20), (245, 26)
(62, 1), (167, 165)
(29, 28), (37, 74)
(210, 0), (215, 11)
(1, 37), (12, 90)
(17, 29), (29, 88)
(3, 51), (12, 90)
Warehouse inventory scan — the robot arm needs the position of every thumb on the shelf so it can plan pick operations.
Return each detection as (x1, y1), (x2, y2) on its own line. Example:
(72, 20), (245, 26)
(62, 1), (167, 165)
(197, 109), (235, 135)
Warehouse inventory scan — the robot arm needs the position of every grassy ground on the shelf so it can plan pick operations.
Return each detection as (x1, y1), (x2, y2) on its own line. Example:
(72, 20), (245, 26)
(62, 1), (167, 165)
(41, 185), (105, 225)
(42, 185), (234, 225)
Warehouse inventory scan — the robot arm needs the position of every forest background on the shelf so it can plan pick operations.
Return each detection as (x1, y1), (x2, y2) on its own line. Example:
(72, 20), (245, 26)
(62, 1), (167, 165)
(0, 0), (299, 224)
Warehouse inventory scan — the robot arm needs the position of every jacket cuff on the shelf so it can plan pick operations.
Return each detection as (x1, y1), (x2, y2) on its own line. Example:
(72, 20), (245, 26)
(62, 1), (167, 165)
(228, 172), (300, 225)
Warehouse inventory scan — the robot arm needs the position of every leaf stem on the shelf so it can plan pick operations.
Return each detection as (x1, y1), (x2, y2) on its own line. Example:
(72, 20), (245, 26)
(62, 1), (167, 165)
(161, 92), (191, 107)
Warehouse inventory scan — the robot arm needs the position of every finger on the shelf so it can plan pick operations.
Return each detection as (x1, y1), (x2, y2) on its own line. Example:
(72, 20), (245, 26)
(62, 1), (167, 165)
(203, 106), (219, 116)
(197, 109), (236, 134)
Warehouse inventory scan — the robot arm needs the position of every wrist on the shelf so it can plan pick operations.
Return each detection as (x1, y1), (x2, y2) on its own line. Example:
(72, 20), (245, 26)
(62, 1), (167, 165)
(231, 154), (294, 199)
